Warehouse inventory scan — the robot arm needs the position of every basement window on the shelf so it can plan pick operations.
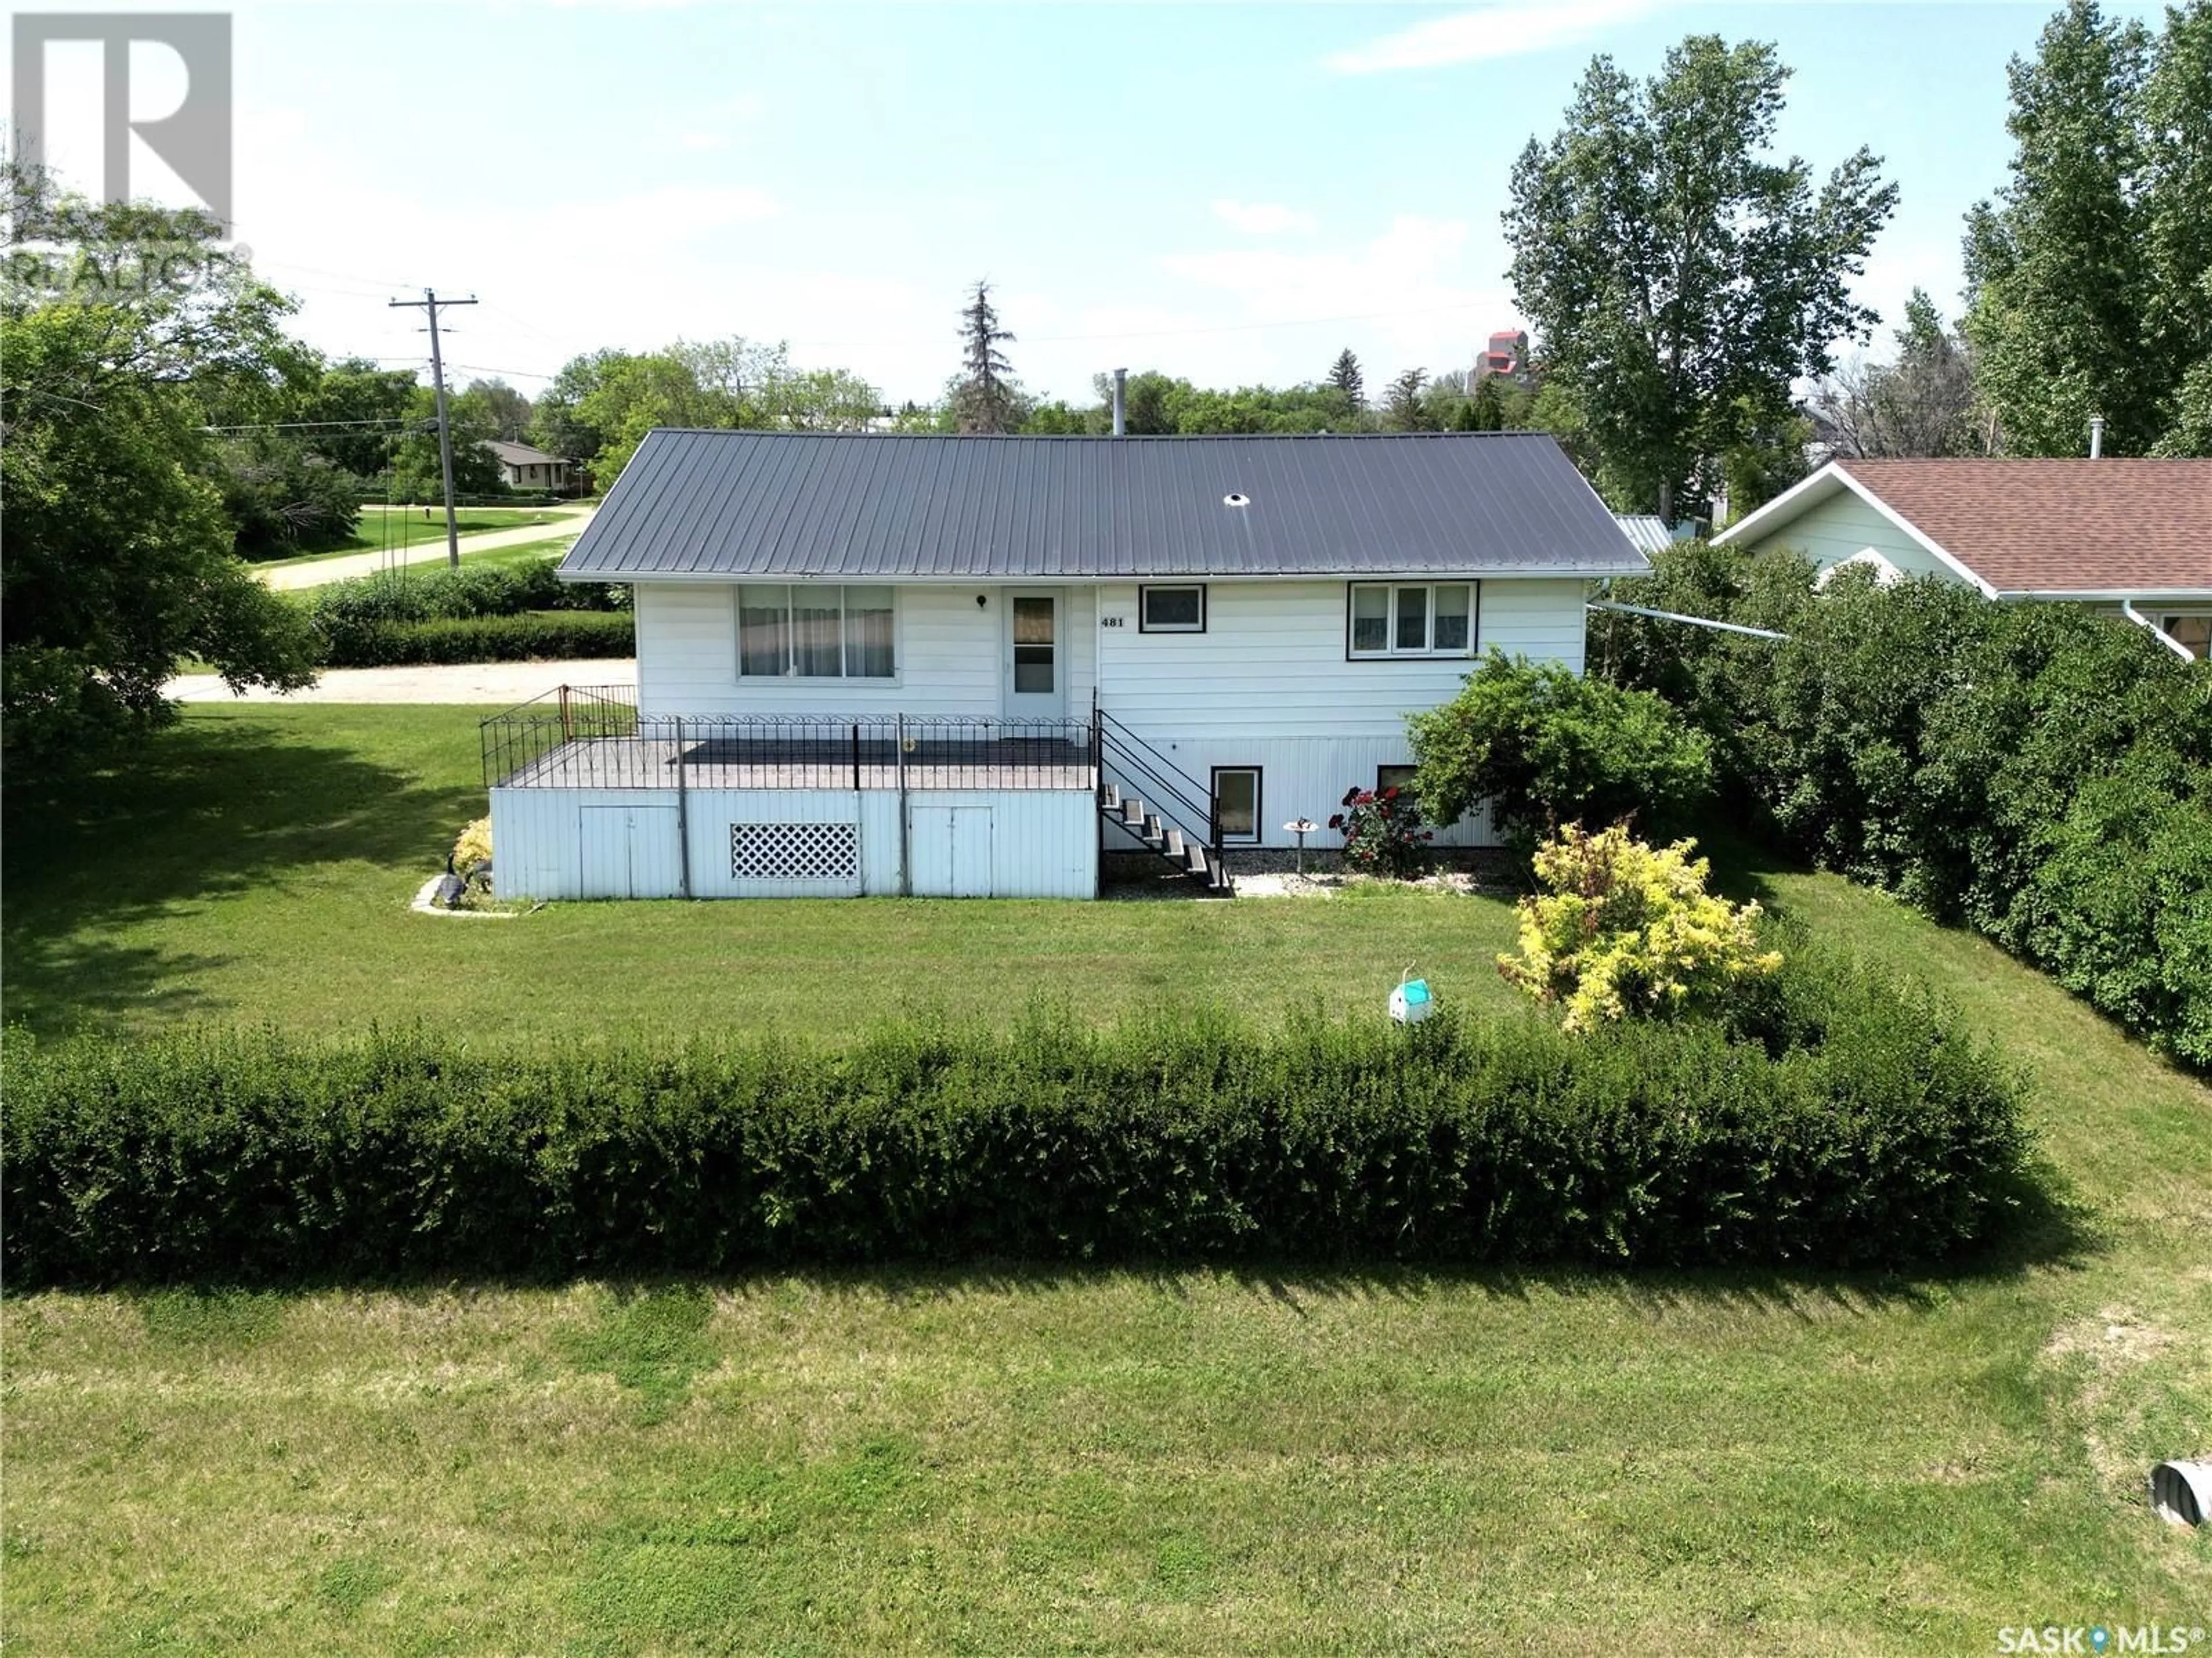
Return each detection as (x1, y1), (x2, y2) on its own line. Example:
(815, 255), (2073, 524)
(1348, 582), (1476, 658)
(1139, 584), (1207, 633)
(1377, 763), (1419, 800)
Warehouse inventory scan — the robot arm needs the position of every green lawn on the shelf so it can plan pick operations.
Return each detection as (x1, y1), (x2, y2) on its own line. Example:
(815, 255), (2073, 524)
(450, 532), (591, 572)
(0, 705), (1532, 1040)
(4, 705), (2209, 1655)
(258, 505), (579, 567)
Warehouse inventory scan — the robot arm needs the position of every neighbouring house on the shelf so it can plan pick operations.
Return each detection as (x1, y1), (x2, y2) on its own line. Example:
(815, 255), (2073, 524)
(1613, 514), (1698, 556)
(1716, 457), (2212, 659)
(483, 439), (574, 494)
(483, 429), (1648, 901)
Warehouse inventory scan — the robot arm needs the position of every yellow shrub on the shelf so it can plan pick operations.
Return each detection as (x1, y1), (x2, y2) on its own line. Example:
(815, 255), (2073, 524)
(452, 816), (493, 877)
(1498, 824), (1782, 1033)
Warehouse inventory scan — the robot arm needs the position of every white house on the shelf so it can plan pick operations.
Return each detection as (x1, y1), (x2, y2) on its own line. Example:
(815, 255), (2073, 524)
(485, 429), (1649, 901)
(1717, 457), (2211, 659)
(483, 439), (574, 494)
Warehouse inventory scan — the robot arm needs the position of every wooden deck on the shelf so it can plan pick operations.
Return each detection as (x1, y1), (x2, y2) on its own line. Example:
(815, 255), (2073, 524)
(497, 735), (1097, 792)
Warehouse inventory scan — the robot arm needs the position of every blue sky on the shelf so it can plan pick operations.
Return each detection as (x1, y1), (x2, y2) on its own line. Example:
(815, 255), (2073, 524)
(12, 1), (2162, 406)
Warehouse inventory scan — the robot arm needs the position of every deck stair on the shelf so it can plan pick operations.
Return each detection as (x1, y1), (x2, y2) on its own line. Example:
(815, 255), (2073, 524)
(1093, 708), (1233, 895)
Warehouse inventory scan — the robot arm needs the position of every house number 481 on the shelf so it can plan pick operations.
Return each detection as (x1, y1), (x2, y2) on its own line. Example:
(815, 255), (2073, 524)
(1101, 615), (1127, 627)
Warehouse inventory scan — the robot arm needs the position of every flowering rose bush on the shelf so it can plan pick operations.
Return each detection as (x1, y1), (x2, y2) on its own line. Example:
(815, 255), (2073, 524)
(1328, 785), (1433, 878)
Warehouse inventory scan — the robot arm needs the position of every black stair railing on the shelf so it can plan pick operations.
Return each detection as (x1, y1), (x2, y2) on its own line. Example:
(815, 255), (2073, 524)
(1092, 702), (1230, 889)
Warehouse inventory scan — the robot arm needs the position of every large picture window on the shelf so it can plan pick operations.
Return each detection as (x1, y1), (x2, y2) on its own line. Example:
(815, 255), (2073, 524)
(738, 585), (895, 679)
(1347, 582), (1476, 658)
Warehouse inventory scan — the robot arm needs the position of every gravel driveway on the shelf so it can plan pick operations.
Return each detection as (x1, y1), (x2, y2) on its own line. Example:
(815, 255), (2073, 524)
(165, 660), (635, 705)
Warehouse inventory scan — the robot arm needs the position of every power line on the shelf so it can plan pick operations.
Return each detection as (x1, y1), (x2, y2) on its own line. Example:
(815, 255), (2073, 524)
(257, 257), (419, 296)
(199, 417), (425, 434)
(445, 361), (561, 381)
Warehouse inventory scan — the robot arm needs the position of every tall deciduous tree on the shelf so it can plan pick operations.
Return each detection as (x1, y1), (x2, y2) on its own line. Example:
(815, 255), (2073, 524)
(1503, 35), (1897, 518)
(2142, 0), (2212, 454)
(952, 281), (1020, 434)
(530, 348), (633, 464)
(1, 164), (316, 769)
(465, 377), (533, 442)
(297, 357), (419, 479)
(1963, 0), (2212, 456)
(550, 338), (881, 478)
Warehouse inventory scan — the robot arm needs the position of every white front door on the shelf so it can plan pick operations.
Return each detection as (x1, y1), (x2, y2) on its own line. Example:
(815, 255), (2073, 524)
(1002, 590), (1065, 720)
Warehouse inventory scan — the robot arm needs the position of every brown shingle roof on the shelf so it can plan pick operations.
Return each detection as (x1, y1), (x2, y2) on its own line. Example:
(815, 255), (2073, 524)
(1832, 459), (2212, 593)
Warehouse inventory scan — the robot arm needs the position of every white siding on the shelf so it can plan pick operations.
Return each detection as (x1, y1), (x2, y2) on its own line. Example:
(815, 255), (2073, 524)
(1097, 734), (1495, 852)
(635, 582), (1097, 720)
(1739, 492), (1957, 582)
(1090, 577), (1586, 738)
(1088, 576), (1582, 849)
(492, 783), (1096, 900)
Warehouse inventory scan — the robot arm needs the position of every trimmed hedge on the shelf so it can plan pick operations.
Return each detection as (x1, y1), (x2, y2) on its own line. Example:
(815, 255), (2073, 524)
(307, 557), (630, 666)
(1, 963), (2029, 1285)
(321, 610), (634, 667)
(1590, 550), (2212, 1068)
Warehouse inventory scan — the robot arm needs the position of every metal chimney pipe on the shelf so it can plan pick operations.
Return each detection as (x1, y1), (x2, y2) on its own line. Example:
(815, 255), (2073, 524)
(1112, 368), (1127, 437)
(2090, 414), (2105, 459)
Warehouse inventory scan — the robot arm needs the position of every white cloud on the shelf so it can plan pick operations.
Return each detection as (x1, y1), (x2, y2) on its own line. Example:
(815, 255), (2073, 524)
(611, 183), (781, 230)
(1118, 214), (1515, 388)
(1211, 199), (1318, 236)
(1327, 0), (1658, 74)
(655, 94), (766, 153)
(1162, 214), (1481, 321)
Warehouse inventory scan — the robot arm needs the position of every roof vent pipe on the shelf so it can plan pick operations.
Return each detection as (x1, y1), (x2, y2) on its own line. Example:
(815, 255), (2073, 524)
(1112, 368), (1127, 437)
(2090, 414), (2105, 459)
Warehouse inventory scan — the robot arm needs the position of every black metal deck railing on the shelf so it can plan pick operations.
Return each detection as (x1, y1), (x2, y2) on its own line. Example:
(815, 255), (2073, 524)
(482, 688), (1093, 792)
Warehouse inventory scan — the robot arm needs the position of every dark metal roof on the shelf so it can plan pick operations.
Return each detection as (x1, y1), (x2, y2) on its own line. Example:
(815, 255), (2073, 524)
(557, 429), (1649, 581)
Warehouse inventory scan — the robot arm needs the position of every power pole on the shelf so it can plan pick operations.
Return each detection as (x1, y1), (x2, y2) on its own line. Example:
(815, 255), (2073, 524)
(388, 287), (479, 567)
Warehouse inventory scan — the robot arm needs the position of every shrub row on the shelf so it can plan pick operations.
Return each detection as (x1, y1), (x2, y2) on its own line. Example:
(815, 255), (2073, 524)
(320, 610), (634, 667)
(1, 964), (2029, 1285)
(1590, 548), (2212, 1068)
(307, 558), (627, 664)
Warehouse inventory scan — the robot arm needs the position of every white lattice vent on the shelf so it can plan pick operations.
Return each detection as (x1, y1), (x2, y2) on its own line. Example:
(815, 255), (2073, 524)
(730, 821), (861, 881)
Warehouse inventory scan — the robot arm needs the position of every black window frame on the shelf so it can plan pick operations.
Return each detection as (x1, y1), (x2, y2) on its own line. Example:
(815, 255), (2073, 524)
(1344, 580), (1480, 660)
(1209, 764), (1262, 846)
(1376, 763), (1419, 799)
(1138, 583), (1208, 634)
